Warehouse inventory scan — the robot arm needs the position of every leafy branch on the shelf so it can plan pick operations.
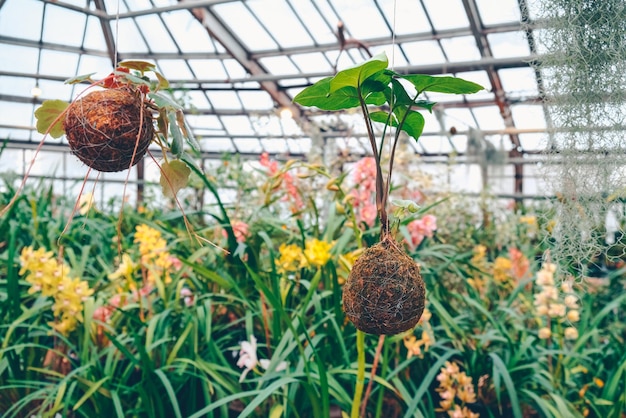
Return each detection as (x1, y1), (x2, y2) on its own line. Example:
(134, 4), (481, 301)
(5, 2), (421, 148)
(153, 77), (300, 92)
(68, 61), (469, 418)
(294, 52), (483, 238)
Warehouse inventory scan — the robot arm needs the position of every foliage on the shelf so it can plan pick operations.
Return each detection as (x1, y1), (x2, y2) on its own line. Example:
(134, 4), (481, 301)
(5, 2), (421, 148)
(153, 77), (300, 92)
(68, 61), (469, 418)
(1, 152), (625, 417)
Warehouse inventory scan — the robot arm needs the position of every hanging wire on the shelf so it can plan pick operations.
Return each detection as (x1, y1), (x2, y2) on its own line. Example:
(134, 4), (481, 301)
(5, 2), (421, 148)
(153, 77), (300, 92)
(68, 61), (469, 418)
(114, 0), (121, 66)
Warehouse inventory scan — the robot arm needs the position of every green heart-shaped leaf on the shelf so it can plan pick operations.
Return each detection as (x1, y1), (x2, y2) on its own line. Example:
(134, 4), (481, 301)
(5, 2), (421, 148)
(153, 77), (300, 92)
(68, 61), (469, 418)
(34, 100), (69, 138)
(400, 74), (484, 94)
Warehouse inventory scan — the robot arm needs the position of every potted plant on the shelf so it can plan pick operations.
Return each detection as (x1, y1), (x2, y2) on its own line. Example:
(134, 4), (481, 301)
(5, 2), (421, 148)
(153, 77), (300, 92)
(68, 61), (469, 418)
(294, 52), (483, 335)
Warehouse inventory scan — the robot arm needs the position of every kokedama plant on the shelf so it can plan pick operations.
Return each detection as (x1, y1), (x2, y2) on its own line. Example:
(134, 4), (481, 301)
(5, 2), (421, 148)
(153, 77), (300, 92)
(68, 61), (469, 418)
(2, 60), (199, 219)
(294, 52), (483, 335)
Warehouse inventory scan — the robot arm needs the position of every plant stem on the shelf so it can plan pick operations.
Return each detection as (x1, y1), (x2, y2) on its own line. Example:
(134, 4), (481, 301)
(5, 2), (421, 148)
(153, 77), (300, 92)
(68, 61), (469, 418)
(358, 93), (388, 237)
(374, 339), (390, 418)
(360, 334), (385, 417)
(351, 329), (366, 418)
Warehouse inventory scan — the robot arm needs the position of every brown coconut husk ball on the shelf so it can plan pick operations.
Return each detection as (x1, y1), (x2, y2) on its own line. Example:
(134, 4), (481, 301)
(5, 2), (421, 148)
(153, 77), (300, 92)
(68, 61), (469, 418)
(64, 88), (154, 172)
(343, 235), (425, 335)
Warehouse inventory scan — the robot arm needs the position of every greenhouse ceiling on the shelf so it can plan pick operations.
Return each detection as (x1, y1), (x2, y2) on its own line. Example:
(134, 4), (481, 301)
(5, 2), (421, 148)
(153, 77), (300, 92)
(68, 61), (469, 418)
(0, 0), (546, 166)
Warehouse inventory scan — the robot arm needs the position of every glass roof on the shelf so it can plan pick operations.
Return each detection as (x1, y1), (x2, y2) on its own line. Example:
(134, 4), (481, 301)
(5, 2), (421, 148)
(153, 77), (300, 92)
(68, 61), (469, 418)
(0, 0), (546, 196)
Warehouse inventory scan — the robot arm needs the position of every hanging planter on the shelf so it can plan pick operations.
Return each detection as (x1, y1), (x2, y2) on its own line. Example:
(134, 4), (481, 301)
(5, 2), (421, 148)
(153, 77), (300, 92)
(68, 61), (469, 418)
(295, 52), (483, 335)
(33, 60), (198, 193)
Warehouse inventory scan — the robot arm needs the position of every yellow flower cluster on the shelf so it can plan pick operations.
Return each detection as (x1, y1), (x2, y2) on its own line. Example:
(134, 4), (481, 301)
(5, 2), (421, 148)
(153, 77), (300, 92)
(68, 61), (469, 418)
(276, 239), (333, 273)
(304, 239), (333, 267)
(519, 215), (537, 227)
(133, 224), (173, 284)
(493, 256), (512, 284)
(403, 308), (433, 359)
(435, 361), (479, 417)
(467, 245), (489, 293)
(276, 243), (307, 273)
(20, 246), (93, 335)
(534, 262), (579, 340)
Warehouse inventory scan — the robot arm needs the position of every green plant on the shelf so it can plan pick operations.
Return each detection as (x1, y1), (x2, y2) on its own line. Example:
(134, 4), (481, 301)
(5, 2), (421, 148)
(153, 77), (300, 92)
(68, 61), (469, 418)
(294, 51), (482, 416)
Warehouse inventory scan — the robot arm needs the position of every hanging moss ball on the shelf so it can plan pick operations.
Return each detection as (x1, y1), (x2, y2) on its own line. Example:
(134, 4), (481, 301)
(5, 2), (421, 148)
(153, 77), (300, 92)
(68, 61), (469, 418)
(343, 236), (425, 335)
(64, 88), (153, 172)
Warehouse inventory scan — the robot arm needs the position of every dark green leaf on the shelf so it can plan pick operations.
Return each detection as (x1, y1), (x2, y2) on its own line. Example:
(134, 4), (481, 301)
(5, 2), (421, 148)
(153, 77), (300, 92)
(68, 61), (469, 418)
(361, 71), (392, 105)
(400, 74), (484, 94)
(389, 78), (414, 106)
(414, 100), (437, 111)
(370, 106), (425, 141)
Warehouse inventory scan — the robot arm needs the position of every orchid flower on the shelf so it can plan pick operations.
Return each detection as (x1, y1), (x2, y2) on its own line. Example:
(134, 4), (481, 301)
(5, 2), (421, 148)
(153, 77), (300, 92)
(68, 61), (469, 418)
(235, 335), (288, 382)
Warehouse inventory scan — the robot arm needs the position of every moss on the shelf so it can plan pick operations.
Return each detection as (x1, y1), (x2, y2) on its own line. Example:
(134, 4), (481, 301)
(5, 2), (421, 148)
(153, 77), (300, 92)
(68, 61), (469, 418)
(64, 88), (153, 172)
(343, 236), (425, 335)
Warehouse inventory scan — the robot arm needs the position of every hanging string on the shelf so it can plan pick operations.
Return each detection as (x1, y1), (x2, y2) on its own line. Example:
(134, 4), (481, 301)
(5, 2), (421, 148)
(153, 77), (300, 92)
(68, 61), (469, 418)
(113, 0), (121, 66)
(388, 0), (398, 158)
(391, 0), (397, 71)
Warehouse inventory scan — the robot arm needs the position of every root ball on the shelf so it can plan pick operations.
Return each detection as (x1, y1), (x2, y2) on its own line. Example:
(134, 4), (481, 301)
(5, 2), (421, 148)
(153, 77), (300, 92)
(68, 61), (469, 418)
(343, 236), (425, 335)
(64, 88), (153, 172)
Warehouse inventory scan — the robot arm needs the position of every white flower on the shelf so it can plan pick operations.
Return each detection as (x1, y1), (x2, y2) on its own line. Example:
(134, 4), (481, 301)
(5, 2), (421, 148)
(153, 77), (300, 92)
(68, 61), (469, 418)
(259, 358), (288, 373)
(180, 287), (194, 307)
(235, 335), (289, 382)
(236, 335), (259, 382)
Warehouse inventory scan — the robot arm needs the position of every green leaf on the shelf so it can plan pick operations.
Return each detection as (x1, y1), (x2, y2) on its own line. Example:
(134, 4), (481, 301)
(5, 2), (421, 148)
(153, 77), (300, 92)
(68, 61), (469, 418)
(72, 376), (110, 411)
(370, 110), (395, 126)
(489, 352), (523, 418)
(330, 51), (388, 92)
(168, 111), (184, 157)
(361, 71), (392, 105)
(64, 73), (96, 85)
(149, 91), (183, 111)
(154, 71), (170, 90)
(160, 159), (191, 198)
(118, 59), (156, 73)
(117, 71), (151, 87)
(414, 100), (437, 111)
(34, 100), (68, 138)
(370, 107), (425, 141)
(293, 77), (360, 110)
(400, 74), (484, 94)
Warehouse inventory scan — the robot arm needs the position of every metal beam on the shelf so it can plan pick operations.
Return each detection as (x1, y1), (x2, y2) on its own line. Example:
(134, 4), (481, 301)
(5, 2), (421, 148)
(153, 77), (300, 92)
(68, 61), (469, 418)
(92, 0), (118, 66)
(182, 3), (301, 119)
(462, 0), (524, 197)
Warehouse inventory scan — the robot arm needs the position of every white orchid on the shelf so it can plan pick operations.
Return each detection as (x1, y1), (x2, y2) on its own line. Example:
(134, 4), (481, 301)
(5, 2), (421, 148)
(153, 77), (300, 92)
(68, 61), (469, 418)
(235, 335), (288, 382)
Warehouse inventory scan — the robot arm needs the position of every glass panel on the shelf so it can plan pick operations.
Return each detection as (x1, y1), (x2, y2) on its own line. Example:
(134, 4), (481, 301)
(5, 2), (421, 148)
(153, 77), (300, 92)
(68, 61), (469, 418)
(248, 1), (313, 49)
(162, 11), (216, 53)
(135, 15), (178, 53)
(422, 0), (469, 30)
(42, 5), (87, 47)
(475, 0), (521, 25)
(487, 32), (531, 59)
(331, 0), (390, 40)
(0, 0), (43, 41)
(213, 2), (277, 51)
(376, 0), (431, 35)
